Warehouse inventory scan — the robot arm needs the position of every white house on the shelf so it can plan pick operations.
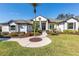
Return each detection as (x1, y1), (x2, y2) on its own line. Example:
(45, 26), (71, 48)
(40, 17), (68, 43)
(1, 20), (33, 33)
(1, 16), (79, 33)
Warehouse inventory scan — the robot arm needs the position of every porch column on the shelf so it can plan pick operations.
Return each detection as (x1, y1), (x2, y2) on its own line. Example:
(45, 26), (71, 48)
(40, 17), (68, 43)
(16, 25), (19, 32)
(39, 20), (42, 30)
(46, 21), (48, 30)
(75, 22), (78, 31)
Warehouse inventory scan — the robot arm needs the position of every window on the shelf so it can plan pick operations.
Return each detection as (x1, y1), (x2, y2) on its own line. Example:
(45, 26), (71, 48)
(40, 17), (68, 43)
(68, 23), (73, 29)
(10, 25), (16, 30)
(50, 24), (54, 29)
(20, 25), (24, 29)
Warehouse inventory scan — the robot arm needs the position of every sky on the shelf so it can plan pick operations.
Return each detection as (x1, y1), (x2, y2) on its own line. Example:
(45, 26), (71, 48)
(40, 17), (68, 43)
(0, 3), (79, 22)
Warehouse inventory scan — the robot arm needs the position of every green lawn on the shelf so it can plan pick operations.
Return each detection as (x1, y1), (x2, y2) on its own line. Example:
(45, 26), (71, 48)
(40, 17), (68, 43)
(0, 34), (79, 56)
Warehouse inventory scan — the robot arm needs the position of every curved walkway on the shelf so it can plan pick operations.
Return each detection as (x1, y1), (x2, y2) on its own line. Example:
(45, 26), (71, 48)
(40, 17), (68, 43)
(7, 31), (52, 48)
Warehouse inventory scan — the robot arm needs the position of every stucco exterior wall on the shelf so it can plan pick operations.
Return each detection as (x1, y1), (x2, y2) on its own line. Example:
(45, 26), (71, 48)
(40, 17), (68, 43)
(2, 25), (9, 32)
(27, 25), (32, 32)
(67, 19), (78, 31)
(58, 23), (64, 32)
(9, 22), (18, 32)
(58, 18), (79, 32)
(18, 24), (27, 33)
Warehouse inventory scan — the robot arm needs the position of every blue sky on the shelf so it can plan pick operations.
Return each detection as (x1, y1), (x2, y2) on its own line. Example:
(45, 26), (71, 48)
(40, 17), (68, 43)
(0, 3), (79, 22)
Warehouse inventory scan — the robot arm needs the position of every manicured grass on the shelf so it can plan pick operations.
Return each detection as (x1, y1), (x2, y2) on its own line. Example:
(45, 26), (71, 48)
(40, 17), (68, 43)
(0, 34), (79, 55)
(48, 34), (79, 56)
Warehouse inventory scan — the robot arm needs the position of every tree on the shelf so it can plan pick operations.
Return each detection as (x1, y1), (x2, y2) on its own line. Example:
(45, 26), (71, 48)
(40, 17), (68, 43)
(56, 14), (65, 20)
(65, 13), (74, 19)
(32, 21), (40, 32)
(56, 13), (74, 20)
(31, 3), (38, 36)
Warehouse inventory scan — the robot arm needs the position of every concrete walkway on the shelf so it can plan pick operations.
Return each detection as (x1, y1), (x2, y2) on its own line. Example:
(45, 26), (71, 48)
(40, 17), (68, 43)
(7, 31), (52, 48)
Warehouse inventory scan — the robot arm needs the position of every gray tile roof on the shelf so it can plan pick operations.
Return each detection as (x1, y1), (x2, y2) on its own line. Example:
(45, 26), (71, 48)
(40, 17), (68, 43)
(14, 20), (33, 24)
(8, 20), (33, 24)
(0, 19), (33, 25)
(1, 16), (79, 25)
(48, 19), (65, 23)
(48, 17), (79, 23)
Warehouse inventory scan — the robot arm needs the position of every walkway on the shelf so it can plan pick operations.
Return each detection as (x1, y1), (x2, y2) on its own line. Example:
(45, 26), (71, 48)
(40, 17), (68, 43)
(7, 31), (52, 48)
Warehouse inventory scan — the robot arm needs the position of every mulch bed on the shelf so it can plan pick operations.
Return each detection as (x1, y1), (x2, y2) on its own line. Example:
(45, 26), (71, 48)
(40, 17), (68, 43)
(29, 37), (42, 42)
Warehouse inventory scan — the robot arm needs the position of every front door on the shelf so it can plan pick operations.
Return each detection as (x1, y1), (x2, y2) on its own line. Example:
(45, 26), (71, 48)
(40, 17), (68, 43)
(42, 22), (46, 30)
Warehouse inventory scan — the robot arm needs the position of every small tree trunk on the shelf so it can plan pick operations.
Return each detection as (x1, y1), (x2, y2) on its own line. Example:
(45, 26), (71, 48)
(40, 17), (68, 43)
(34, 9), (36, 36)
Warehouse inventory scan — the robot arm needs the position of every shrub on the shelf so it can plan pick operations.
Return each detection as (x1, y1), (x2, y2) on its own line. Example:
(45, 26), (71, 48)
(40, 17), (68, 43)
(18, 32), (25, 38)
(25, 32), (41, 37)
(35, 32), (41, 36)
(46, 30), (52, 34)
(0, 34), (3, 37)
(63, 30), (77, 34)
(29, 32), (34, 36)
(1, 32), (9, 35)
(9, 32), (18, 37)
(52, 32), (59, 35)
(38, 30), (42, 34)
(76, 30), (79, 34)
(25, 32), (34, 37)
(1, 32), (9, 37)
(46, 29), (59, 35)
(46, 30), (53, 34)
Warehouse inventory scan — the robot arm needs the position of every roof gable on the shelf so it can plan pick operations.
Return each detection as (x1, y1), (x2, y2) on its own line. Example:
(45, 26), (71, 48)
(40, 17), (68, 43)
(33, 16), (48, 21)
(48, 17), (79, 23)
(65, 17), (79, 21)
(62, 17), (79, 23)
(67, 18), (77, 22)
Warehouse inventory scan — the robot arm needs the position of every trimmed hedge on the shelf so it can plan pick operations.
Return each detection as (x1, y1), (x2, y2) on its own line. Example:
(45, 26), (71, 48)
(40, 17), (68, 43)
(35, 32), (41, 36)
(63, 30), (78, 34)
(6, 32), (41, 38)
(46, 29), (59, 35)
(47, 30), (79, 35)
(1, 32), (9, 36)
(25, 32), (34, 37)
(18, 32), (25, 38)
(8, 32), (18, 37)
(38, 30), (42, 34)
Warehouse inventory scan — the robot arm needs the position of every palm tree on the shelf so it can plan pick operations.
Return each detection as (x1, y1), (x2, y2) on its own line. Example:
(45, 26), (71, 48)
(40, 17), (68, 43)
(31, 3), (38, 36)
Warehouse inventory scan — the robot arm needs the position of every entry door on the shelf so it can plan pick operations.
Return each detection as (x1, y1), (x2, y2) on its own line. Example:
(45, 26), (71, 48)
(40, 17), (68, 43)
(42, 23), (46, 30)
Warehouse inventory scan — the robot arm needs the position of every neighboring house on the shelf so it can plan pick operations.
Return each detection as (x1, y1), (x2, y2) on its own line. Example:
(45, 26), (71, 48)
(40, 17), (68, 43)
(1, 16), (79, 33)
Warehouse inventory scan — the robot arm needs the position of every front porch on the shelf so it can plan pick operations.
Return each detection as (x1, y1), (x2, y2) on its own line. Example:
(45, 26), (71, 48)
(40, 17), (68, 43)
(38, 21), (48, 30)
